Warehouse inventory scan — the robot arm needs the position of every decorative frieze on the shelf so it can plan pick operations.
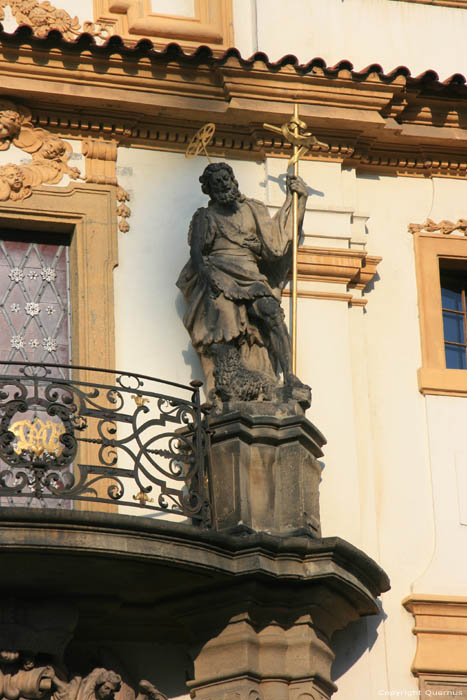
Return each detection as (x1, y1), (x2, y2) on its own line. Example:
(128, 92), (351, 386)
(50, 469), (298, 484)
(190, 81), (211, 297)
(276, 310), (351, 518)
(409, 218), (467, 235)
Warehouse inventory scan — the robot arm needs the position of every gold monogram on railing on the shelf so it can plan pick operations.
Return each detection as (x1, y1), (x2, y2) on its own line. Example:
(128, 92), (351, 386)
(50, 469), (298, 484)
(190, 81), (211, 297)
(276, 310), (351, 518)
(10, 418), (66, 458)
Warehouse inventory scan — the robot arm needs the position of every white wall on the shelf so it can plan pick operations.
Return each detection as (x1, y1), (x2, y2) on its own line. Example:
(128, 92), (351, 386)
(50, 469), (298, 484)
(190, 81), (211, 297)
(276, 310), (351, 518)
(249, 0), (467, 80)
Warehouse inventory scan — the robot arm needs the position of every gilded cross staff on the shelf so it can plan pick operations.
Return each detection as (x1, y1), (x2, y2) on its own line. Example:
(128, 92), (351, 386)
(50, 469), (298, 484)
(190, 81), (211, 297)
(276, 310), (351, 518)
(264, 105), (328, 374)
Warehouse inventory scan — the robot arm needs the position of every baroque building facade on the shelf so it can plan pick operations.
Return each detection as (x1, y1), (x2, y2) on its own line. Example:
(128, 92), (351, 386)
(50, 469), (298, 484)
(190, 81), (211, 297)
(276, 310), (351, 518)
(1, 1), (467, 699)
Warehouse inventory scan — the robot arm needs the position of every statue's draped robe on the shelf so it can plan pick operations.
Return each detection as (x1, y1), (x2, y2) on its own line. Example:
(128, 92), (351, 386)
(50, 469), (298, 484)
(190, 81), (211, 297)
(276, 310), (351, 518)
(176, 196), (298, 364)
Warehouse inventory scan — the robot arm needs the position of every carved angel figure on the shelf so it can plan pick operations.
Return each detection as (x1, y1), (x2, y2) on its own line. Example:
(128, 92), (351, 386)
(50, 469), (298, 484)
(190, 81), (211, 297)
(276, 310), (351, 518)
(0, 164), (29, 201)
(31, 135), (81, 182)
(52, 668), (122, 700)
(0, 659), (167, 700)
(0, 99), (30, 150)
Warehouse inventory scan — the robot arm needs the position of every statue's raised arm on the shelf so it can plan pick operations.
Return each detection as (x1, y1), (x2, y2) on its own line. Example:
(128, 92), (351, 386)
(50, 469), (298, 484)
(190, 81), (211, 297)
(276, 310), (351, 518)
(176, 162), (311, 410)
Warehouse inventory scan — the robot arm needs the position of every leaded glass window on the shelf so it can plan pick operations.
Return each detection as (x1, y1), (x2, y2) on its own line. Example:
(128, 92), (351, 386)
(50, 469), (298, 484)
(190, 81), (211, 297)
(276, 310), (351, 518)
(0, 230), (72, 508)
(0, 231), (72, 377)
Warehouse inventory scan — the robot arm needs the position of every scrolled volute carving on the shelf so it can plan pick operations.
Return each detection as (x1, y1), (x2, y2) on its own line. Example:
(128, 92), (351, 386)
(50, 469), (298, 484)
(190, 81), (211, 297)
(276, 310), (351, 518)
(0, 656), (167, 700)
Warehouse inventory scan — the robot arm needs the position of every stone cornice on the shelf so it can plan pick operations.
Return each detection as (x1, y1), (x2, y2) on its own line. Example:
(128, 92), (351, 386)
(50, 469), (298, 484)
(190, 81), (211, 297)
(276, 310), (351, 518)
(1, 30), (467, 176)
(404, 595), (467, 675)
(297, 247), (381, 289)
(283, 247), (382, 305)
(0, 508), (390, 598)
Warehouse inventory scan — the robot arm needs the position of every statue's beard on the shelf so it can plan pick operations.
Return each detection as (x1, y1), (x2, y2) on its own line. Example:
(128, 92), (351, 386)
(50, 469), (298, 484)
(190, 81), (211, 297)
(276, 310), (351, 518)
(214, 186), (240, 206)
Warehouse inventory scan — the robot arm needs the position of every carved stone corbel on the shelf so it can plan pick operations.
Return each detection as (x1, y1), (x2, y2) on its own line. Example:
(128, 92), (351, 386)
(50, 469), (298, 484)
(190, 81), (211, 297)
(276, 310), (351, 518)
(83, 139), (118, 186)
(82, 137), (131, 232)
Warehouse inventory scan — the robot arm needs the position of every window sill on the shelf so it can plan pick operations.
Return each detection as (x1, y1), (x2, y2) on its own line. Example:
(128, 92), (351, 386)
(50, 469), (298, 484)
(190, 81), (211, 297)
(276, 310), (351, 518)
(418, 367), (467, 396)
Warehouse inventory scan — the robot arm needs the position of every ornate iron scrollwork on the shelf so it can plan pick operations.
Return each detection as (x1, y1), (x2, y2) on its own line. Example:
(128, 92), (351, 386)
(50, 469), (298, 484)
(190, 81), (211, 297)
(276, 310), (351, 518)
(0, 362), (211, 525)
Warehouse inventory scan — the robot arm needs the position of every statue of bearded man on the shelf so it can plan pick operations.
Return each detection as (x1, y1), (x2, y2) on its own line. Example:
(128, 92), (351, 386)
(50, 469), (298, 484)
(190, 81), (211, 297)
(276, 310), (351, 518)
(177, 162), (309, 404)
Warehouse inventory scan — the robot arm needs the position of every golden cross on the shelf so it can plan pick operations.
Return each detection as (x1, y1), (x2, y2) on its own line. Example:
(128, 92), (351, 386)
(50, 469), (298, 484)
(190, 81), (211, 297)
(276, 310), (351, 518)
(264, 105), (328, 374)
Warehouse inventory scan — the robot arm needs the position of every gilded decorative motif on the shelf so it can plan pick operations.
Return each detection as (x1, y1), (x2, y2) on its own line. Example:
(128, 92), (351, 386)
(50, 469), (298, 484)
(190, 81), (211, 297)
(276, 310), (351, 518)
(0, 98), (83, 201)
(9, 417), (66, 458)
(408, 218), (467, 235)
(0, 0), (112, 41)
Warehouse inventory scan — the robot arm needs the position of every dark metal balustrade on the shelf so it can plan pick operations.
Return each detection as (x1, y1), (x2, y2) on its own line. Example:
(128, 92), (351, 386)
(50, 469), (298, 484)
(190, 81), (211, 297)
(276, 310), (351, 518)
(0, 361), (212, 526)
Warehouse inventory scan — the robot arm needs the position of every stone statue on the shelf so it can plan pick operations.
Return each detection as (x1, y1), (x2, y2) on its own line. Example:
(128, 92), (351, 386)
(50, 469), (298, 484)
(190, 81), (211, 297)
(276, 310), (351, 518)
(177, 162), (311, 408)
(0, 654), (166, 700)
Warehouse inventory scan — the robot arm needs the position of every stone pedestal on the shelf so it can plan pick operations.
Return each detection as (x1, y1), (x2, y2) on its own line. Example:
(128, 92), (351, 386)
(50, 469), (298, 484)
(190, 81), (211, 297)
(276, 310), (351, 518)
(208, 403), (326, 536)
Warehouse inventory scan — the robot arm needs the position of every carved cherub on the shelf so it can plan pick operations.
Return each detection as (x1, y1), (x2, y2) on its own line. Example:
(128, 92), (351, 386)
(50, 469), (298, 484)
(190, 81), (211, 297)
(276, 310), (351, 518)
(51, 668), (122, 700)
(0, 99), (32, 150)
(0, 163), (29, 201)
(31, 135), (81, 182)
(50, 668), (167, 700)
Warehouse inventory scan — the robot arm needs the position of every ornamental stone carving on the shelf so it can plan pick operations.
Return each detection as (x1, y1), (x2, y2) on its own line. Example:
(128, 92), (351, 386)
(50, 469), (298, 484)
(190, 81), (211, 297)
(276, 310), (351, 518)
(0, 98), (83, 201)
(83, 138), (131, 233)
(0, 655), (167, 700)
(0, 1), (112, 41)
(409, 218), (467, 235)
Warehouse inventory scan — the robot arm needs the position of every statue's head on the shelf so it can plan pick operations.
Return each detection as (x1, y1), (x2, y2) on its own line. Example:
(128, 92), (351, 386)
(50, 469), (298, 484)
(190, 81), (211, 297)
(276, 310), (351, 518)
(0, 108), (23, 140)
(94, 671), (122, 700)
(40, 136), (67, 160)
(199, 162), (240, 206)
(0, 164), (24, 192)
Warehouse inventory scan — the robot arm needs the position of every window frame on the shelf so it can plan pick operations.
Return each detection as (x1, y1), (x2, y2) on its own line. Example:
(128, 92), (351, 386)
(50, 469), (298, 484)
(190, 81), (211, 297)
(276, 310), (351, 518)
(0, 183), (118, 375)
(0, 184), (119, 513)
(414, 231), (467, 396)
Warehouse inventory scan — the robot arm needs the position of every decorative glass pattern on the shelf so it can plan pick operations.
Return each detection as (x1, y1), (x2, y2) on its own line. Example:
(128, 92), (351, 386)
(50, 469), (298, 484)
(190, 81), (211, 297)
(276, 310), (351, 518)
(0, 239), (71, 378)
(0, 236), (72, 508)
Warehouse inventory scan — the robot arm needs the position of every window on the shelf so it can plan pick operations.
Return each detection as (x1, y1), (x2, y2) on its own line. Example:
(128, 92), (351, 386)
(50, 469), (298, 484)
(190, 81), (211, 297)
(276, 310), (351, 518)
(440, 264), (467, 370)
(413, 231), (467, 396)
(0, 230), (72, 377)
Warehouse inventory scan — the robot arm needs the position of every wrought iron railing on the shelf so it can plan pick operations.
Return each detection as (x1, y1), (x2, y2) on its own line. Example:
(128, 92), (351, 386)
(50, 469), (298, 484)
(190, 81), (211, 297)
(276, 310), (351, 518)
(0, 361), (212, 526)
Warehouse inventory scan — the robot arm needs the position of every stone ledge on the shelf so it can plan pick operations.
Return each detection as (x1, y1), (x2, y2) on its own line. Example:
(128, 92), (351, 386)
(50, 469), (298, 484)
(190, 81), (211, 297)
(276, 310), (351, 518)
(0, 507), (389, 599)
